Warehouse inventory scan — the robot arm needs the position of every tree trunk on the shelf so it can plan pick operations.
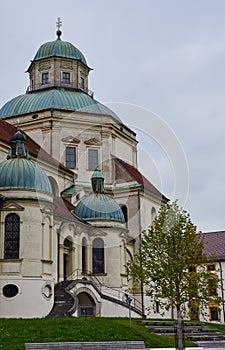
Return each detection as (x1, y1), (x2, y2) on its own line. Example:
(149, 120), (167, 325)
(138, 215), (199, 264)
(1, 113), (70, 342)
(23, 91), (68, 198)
(177, 306), (184, 350)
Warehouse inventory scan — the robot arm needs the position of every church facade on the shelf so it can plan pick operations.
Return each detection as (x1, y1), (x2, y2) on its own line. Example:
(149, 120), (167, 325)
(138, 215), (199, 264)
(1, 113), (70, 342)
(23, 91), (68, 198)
(0, 25), (166, 319)
(0, 23), (224, 323)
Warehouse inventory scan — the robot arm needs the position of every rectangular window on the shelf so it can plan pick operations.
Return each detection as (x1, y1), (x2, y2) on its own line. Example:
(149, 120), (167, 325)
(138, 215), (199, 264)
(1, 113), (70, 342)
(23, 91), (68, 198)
(65, 147), (76, 168)
(207, 264), (216, 271)
(88, 149), (98, 170)
(210, 307), (219, 321)
(42, 73), (49, 85)
(80, 77), (84, 89)
(208, 277), (217, 296)
(62, 72), (70, 84)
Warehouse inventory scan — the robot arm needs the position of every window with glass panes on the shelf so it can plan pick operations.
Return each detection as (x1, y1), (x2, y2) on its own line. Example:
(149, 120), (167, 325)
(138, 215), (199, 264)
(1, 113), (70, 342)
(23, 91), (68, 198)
(88, 149), (98, 170)
(93, 238), (104, 274)
(62, 72), (70, 84)
(65, 147), (76, 168)
(80, 77), (84, 89)
(4, 214), (20, 259)
(42, 72), (49, 85)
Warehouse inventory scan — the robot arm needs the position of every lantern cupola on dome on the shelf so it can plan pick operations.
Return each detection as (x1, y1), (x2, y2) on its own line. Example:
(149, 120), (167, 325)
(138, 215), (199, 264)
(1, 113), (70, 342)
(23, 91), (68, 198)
(0, 129), (53, 194)
(73, 168), (125, 224)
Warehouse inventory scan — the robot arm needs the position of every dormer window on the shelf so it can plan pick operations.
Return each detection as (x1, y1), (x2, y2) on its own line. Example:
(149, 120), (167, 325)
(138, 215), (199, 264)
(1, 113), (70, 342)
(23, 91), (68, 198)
(62, 72), (70, 84)
(42, 72), (49, 85)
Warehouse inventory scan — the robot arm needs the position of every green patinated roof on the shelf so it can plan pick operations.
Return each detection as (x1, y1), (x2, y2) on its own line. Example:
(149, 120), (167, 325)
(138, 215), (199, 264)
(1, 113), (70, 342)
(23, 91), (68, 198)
(92, 167), (104, 179)
(33, 37), (87, 65)
(0, 158), (53, 194)
(0, 89), (122, 122)
(73, 193), (125, 223)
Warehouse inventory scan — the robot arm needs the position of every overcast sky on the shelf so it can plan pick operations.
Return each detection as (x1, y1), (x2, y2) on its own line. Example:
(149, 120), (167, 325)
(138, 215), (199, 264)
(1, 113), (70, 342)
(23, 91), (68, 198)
(0, 0), (225, 232)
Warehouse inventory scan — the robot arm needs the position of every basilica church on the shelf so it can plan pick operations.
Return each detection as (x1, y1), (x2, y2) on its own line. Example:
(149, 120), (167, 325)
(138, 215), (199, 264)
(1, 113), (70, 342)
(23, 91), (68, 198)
(0, 22), (224, 323)
(0, 22), (167, 319)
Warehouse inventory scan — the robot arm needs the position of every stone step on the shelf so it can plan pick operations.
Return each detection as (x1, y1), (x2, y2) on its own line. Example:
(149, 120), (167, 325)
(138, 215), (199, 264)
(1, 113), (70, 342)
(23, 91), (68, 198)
(25, 341), (146, 349)
(157, 331), (224, 338)
(196, 340), (225, 348)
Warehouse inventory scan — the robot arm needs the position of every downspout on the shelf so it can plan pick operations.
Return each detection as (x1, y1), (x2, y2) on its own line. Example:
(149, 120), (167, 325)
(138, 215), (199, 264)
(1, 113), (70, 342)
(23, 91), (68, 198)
(138, 189), (145, 317)
(219, 261), (225, 323)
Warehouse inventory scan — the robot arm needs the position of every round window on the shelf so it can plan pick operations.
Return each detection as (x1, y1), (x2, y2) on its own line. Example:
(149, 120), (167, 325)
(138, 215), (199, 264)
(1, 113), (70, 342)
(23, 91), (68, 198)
(3, 284), (19, 298)
(42, 283), (53, 299)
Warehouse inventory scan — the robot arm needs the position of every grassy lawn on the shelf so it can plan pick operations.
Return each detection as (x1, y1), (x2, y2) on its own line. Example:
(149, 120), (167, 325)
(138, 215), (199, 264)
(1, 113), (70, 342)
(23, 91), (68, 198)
(0, 317), (197, 350)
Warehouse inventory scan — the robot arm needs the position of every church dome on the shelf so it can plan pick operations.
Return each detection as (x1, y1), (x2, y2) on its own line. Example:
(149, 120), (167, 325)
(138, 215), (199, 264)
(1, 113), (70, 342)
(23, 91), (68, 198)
(0, 159), (53, 193)
(74, 193), (125, 222)
(0, 130), (52, 194)
(33, 37), (87, 65)
(0, 89), (122, 122)
(73, 168), (125, 223)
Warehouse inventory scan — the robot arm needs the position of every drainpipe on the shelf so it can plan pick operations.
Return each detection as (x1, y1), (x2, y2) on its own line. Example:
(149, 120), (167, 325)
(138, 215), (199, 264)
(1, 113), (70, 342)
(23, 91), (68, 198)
(138, 190), (145, 317)
(219, 261), (225, 323)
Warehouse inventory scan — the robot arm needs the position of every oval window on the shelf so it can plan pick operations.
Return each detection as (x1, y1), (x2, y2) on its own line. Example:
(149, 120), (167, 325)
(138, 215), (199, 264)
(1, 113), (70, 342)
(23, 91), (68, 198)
(3, 284), (19, 298)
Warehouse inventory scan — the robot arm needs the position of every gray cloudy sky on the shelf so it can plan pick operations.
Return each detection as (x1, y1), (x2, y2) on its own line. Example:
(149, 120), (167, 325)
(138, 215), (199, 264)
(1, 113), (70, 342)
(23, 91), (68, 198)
(0, 0), (225, 232)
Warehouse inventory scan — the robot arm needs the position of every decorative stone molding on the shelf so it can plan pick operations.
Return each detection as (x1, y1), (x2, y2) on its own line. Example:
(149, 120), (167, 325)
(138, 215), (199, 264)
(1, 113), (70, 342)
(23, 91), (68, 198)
(61, 136), (80, 144)
(84, 138), (100, 145)
(1, 202), (25, 212)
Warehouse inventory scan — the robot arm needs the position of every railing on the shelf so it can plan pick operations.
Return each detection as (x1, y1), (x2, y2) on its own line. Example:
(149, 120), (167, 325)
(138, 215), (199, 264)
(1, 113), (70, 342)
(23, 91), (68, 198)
(66, 268), (142, 313)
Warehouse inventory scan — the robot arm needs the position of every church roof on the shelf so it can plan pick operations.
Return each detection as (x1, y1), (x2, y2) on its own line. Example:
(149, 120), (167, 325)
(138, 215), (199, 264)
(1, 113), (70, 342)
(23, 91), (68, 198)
(203, 231), (225, 261)
(0, 158), (53, 193)
(0, 129), (53, 194)
(116, 158), (168, 201)
(54, 196), (83, 222)
(33, 37), (87, 65)
(74, 168), (125, 223)
(74, 192), (125, 223)
(0, 89), (122, 122)
(0, 119), (73, 175)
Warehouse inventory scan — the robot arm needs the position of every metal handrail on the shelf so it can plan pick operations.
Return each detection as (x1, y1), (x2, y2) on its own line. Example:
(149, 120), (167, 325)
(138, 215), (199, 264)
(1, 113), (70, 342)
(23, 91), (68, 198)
(66, 268), (142, 312)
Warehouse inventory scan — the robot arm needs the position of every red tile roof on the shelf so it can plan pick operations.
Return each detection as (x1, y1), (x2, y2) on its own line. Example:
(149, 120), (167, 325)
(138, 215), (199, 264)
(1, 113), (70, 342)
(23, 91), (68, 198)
(0, 119), (73, 174)
(54, 196), (83, 223)
(116, 158), (168, 201)
(203, 231), (225, 261)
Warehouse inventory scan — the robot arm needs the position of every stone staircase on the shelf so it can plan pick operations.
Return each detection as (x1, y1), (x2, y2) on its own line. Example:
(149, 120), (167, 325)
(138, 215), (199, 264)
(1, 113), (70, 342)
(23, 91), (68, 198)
(25, 341), (146, 349)
(47, 281), (76, 317)
(47, 279), (143, 318)
(137, 320), (225, 347)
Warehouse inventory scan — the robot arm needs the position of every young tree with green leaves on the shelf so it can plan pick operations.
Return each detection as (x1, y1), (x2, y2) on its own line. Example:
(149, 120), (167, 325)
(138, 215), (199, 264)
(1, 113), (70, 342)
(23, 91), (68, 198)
(127, 201), (221, 350)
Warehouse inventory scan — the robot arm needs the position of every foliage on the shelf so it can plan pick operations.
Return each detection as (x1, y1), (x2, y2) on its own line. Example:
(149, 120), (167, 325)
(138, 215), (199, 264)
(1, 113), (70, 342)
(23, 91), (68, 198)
(127, 201), (221, 318)
(0, 317), (196, 349)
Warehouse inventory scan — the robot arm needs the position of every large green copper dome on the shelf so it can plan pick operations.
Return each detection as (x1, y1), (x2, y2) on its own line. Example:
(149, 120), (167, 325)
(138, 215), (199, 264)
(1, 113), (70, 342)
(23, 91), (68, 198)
(33, 37), (87, 65)
(0, 89), (121, 122)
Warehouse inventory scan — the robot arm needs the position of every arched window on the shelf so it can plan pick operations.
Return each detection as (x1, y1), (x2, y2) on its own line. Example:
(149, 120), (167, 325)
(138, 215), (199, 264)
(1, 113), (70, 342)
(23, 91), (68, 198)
(82, 238), (87, 274)
(121, 205), (128, 227)
(4, 214), (20, 259)
(92, 238), (104, 274)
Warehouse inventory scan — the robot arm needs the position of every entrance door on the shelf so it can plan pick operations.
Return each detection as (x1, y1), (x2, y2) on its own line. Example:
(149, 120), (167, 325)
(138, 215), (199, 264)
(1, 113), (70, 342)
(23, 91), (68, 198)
(77, 292), (96, 317)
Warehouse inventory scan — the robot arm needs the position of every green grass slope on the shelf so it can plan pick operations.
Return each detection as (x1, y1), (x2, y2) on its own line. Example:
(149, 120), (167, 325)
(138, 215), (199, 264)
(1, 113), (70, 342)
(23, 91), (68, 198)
(0, 317), (196, 350)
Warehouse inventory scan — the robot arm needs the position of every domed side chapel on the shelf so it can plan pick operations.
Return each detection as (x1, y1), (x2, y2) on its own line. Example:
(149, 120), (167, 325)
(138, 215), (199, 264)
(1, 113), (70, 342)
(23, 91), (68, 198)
(0, 19), (168, 319)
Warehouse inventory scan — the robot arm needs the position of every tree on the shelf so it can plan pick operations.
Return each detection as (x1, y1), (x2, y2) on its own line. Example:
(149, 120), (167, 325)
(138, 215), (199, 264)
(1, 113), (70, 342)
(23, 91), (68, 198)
(127, 201), (221, 350)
